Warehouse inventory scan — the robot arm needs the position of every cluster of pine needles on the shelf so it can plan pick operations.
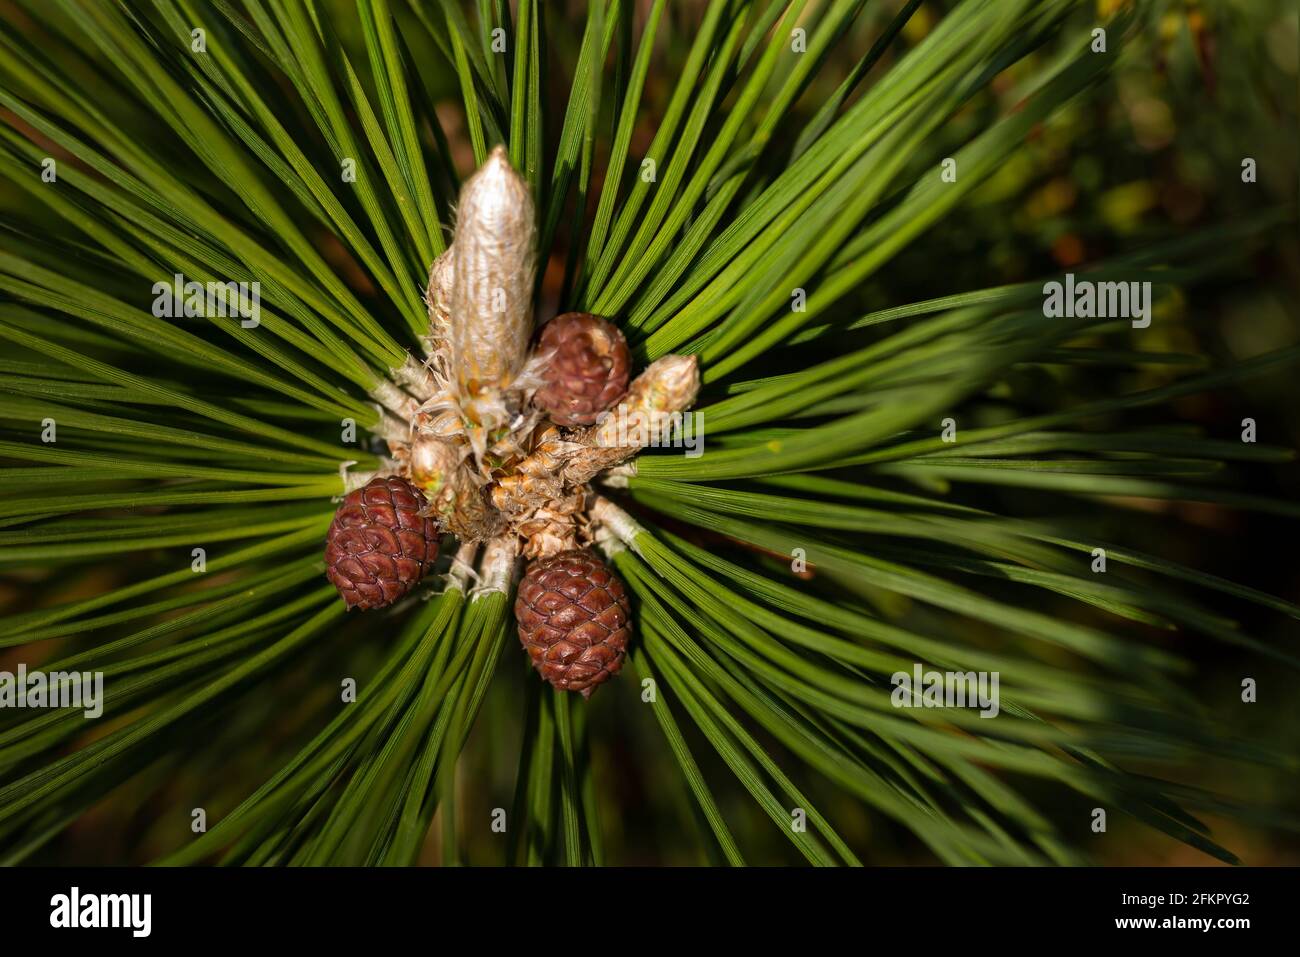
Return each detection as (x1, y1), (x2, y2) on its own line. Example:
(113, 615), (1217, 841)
(0, 0), (1296, 865)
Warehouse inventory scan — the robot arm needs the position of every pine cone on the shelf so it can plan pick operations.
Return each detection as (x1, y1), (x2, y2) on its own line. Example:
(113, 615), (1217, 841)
(325, 476), (441, 610)
(515, 549), (632, 696)
(532, 313), (631, 427)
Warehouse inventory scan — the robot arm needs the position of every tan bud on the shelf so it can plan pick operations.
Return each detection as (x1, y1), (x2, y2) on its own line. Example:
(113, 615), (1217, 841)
(425, 244), (455, 358)
(451, 146), (536, 398)
(409, 428), (504, 542)
(408, 430), (461, 497)
(585, 354), (700, 451)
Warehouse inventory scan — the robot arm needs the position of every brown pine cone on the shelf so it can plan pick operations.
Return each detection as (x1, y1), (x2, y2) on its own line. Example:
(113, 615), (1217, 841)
(325, 476), (441, 610)
(515, 549), (632, 696)
(532, 313), (631, 427)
